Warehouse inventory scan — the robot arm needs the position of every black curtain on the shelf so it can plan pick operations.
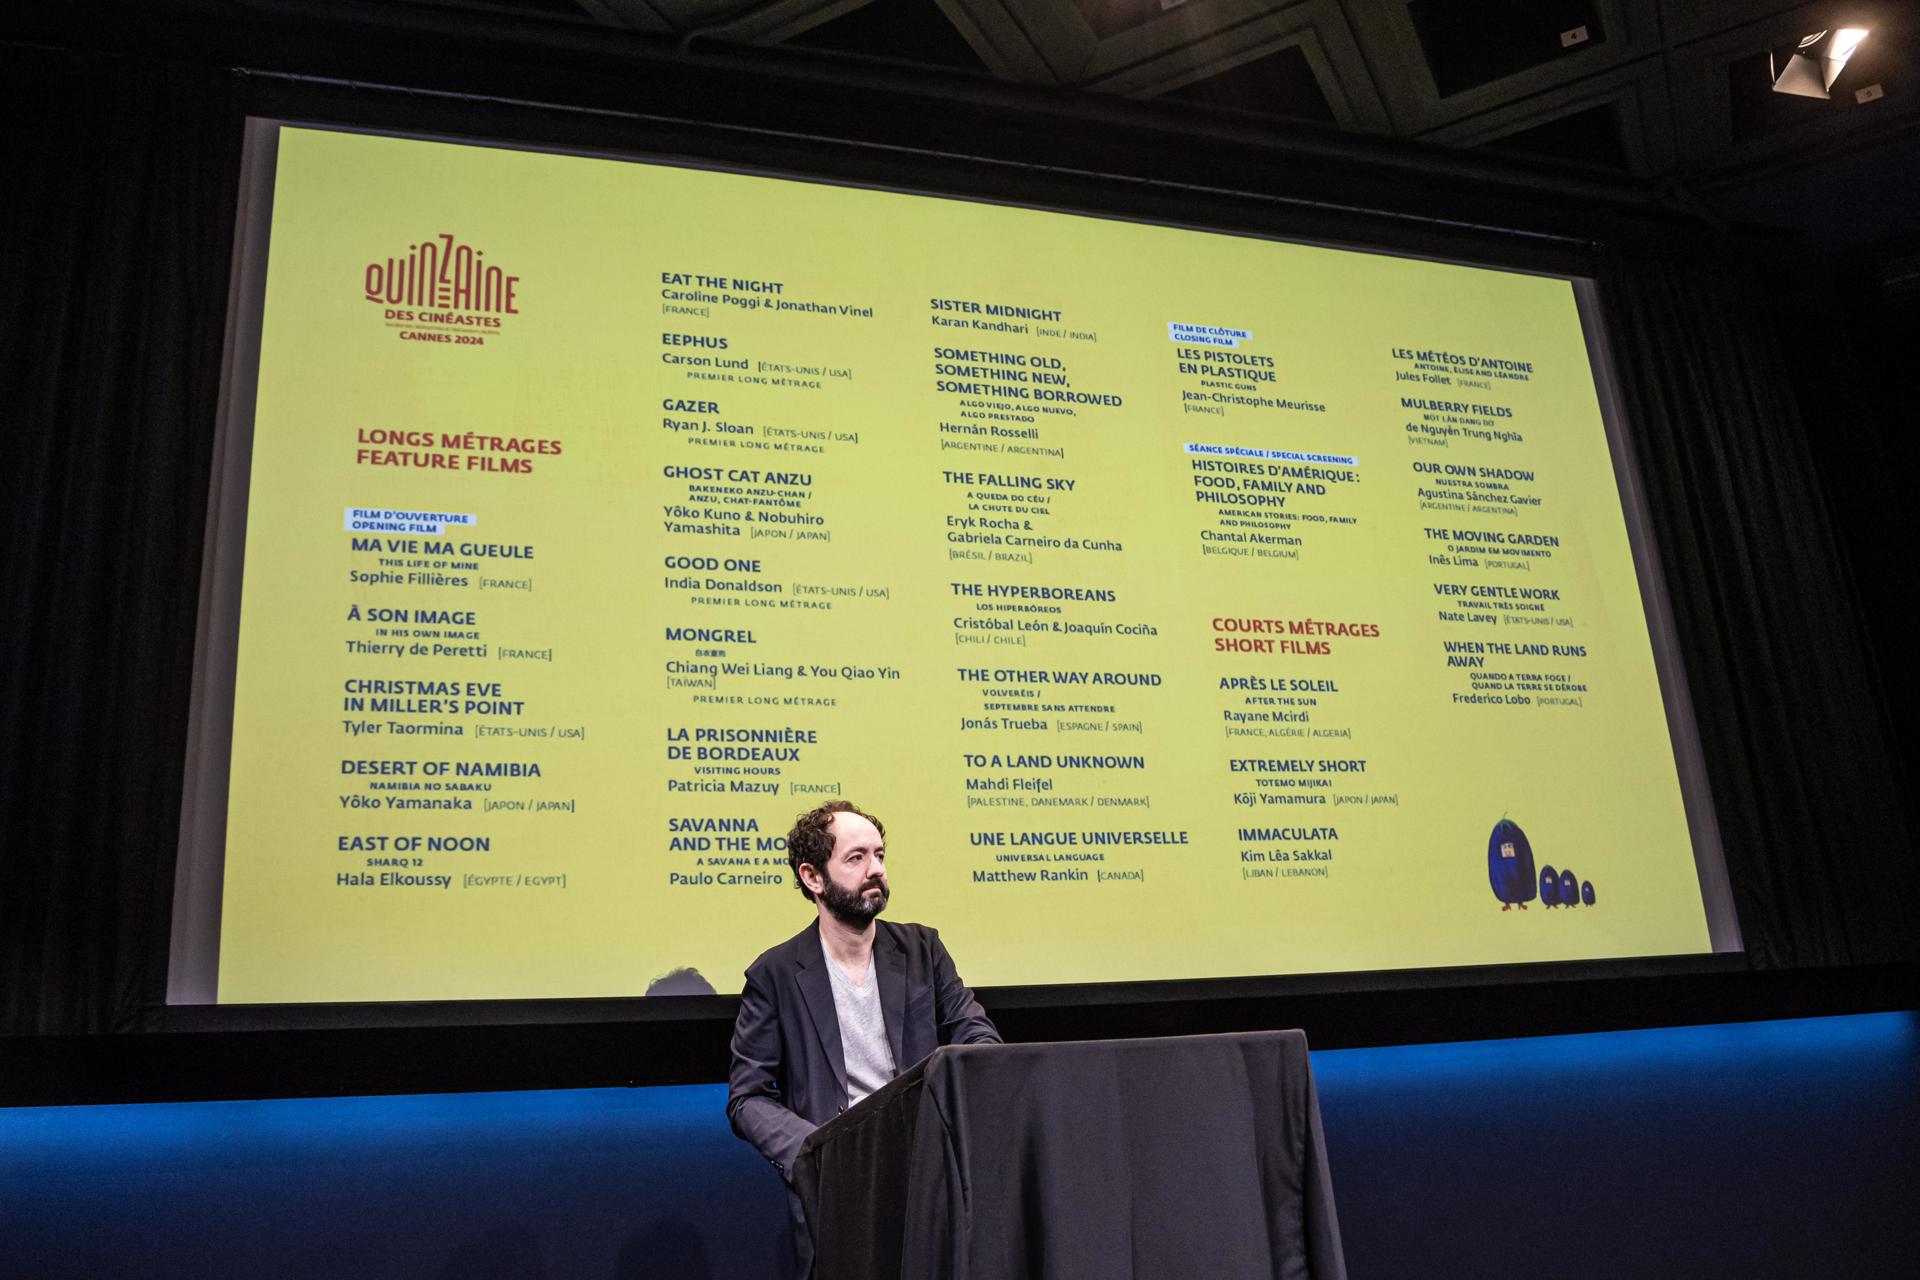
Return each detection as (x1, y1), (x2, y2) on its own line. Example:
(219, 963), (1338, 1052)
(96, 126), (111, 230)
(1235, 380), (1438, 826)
(1, 46), (240, 1033)
(1599, 246), (1919, 967)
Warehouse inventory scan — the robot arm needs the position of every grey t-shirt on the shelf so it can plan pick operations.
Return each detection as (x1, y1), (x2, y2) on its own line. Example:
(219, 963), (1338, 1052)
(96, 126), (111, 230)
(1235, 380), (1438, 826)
(827, 952), (897, 1106)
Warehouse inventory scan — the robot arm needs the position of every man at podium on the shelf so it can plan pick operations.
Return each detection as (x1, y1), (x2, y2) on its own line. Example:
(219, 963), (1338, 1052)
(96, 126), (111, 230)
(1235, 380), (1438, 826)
(727, 799), (1001, 1276)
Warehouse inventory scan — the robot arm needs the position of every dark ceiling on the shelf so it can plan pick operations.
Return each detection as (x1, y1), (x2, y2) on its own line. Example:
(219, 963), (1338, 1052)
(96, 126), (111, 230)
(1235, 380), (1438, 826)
(344, 0), (1913, 198)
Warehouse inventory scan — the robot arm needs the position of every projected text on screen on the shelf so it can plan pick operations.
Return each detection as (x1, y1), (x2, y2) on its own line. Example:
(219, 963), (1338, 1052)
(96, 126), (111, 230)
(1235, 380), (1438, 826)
(188, 124), (1721, 1004)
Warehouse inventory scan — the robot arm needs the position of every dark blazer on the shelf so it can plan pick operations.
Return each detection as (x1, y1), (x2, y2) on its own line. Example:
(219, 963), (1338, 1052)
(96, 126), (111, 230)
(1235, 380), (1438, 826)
(727, 919), (1000, 1276)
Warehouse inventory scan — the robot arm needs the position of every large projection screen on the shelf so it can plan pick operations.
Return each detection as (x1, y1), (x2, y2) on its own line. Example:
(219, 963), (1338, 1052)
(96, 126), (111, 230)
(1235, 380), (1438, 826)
(170, 120), (1738, 1008)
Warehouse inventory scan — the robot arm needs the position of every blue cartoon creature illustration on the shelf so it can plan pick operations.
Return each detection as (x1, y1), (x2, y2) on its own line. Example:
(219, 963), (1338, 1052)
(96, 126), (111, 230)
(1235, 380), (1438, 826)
(1488, 818), (1537, 911)
(1560, 868), (1579, 907)
(1539, 863), (1560, 908)
(1582, 880), (1596, 906)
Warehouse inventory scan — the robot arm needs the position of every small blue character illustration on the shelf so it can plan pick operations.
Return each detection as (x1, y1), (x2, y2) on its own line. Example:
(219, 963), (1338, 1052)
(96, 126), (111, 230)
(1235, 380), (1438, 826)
(1559, 868), (1579, 907)
(1581, 880), (1596, 906)
(1488, 818), (1537, 911)
(1539, 863), (1561, 908)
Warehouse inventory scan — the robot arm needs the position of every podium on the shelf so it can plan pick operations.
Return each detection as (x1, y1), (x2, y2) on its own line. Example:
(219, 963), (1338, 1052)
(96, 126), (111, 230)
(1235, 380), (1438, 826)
(792, 1030), (1345, 1280)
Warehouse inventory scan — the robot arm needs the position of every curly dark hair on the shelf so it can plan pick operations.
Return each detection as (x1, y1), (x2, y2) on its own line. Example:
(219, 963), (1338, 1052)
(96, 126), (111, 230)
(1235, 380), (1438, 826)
(786, 800), (885, 902)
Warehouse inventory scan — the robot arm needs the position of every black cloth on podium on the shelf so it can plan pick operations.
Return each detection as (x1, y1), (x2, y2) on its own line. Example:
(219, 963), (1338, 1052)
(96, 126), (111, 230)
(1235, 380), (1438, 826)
(792, 1030), (1345, 1280)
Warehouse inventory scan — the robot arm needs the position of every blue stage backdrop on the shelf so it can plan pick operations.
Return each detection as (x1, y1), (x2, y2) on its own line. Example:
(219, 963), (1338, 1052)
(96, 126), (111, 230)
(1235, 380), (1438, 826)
(3, 1013), (1915, 1279)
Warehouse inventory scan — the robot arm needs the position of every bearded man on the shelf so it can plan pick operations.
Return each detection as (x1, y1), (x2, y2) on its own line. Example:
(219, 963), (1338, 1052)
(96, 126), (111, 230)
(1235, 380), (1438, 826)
(726, 800), (1001, 1277)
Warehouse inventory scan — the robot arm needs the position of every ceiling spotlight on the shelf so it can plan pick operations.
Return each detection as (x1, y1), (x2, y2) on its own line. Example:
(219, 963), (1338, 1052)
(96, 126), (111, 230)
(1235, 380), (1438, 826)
(1770, 28), (1870, 99)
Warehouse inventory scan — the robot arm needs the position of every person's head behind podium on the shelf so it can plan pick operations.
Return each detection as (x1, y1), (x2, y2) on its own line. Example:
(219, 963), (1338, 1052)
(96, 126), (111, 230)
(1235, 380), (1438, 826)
(787, 800), (890, 930)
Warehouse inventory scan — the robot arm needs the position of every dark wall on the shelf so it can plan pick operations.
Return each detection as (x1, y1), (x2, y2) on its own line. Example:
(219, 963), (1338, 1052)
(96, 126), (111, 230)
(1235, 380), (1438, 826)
(4, 1013), (1915, 1279)
(1706, 135), (1920, 796)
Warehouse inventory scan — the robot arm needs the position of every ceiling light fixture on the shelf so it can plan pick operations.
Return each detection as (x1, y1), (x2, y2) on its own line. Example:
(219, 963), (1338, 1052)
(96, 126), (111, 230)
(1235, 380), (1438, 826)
(1770, 28), (1870, 99)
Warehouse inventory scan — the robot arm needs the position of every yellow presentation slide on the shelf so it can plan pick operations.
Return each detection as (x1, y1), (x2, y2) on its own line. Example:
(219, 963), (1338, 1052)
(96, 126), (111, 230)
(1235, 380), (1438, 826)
(211, 124), (1714, 1003)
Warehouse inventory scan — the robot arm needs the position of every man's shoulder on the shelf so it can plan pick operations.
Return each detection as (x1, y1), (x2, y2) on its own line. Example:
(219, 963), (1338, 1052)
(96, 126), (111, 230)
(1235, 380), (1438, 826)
(875, 919), (945, 955)
(744, 922), (821, 978)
